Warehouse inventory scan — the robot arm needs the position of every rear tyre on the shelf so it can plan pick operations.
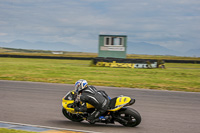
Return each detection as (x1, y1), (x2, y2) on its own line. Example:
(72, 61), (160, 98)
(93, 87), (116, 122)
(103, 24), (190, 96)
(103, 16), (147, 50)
(118, 107), (141, 127)
(62, 107), (84, 122)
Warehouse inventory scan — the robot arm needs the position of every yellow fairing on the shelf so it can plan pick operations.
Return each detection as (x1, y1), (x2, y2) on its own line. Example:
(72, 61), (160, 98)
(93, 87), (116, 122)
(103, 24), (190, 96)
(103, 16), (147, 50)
(62, 98), (94, 114)
(86, 103), (94, 108)
(62, 99), (76, 113)
(108, 96), (131, 111)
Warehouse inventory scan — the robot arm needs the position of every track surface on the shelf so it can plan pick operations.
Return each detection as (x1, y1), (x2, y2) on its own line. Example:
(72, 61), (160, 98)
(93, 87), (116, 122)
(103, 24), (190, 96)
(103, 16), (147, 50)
(0, 80), (200, 133)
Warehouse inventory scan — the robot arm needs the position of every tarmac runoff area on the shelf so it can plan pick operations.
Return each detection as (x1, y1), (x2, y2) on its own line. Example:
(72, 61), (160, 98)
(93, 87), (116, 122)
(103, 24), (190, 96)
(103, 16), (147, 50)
(0, 121), (100, 133)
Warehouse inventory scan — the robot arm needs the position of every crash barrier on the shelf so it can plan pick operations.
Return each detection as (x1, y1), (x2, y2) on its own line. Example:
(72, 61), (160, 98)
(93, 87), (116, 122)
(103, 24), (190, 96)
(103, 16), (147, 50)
(0, 54), (93, 60)
(0, 54), (199, 64)
(93, 57), (200, 64)
(164, 59), (200, 64)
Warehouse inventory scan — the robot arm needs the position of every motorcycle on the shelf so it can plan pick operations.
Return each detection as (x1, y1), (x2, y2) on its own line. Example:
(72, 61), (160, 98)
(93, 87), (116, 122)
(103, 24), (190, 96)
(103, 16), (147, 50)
(62, 90), (141, 127)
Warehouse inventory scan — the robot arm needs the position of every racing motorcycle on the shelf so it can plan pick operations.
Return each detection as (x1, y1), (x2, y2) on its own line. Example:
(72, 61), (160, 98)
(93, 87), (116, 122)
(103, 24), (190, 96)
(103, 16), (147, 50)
(62, 90), (141, 127)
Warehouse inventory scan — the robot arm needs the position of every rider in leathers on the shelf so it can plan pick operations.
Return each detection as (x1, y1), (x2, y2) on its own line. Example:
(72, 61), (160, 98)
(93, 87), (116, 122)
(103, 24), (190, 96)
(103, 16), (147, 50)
(74, 79), (110, 123)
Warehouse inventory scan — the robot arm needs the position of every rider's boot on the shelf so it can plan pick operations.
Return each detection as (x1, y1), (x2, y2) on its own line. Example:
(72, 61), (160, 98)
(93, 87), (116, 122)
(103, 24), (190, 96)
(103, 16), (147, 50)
(88, 118), (100, 124)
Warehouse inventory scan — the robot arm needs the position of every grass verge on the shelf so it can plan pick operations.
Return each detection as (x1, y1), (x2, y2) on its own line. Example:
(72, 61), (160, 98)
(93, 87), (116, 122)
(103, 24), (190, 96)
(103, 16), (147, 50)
(0, 57), (200, 92)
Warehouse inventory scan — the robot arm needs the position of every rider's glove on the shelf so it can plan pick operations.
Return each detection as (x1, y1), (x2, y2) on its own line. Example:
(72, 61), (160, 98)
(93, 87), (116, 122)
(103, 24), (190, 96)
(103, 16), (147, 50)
(75, 94), (81, 103)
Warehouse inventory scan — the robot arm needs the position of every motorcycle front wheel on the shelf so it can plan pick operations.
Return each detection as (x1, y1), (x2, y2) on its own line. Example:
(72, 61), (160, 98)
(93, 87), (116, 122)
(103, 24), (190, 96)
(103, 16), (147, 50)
(62, 107), (84, 122)
(118, 107), (141, 127)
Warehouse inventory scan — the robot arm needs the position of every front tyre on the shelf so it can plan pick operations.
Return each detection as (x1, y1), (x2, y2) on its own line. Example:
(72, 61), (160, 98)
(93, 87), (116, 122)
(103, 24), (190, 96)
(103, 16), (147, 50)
(118, 107), (141, 127)
(62, 107), (84, 122)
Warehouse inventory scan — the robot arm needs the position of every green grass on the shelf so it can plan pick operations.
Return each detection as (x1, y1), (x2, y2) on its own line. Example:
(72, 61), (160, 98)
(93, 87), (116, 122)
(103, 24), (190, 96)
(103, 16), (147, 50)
(0, 128), (37, 133)
(0, 57), (200, 92)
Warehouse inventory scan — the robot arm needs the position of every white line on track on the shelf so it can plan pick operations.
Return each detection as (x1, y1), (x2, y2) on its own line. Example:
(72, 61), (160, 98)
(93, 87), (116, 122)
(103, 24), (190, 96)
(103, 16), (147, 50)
(0, 121), (102, 133)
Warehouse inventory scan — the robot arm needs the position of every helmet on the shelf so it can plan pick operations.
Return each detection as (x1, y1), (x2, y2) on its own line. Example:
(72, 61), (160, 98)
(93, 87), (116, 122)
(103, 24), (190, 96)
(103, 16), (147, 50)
(75, 79), (88, 93)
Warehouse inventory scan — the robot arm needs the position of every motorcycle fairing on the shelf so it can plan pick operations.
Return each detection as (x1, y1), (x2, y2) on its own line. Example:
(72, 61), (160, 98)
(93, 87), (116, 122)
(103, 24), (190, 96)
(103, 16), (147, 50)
(108, 96), (131, 111)
(62, 99), (75, 113)
(62, 91), (132, 113)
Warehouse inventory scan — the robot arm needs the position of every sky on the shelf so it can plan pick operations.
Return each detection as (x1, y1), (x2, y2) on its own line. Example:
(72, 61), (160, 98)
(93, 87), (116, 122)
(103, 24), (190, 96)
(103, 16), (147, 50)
(0, 0), (200, 52)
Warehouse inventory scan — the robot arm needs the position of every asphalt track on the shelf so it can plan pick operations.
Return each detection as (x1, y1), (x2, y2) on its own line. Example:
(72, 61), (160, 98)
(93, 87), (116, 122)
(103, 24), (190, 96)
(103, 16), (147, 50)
(0, 80), (200, 133)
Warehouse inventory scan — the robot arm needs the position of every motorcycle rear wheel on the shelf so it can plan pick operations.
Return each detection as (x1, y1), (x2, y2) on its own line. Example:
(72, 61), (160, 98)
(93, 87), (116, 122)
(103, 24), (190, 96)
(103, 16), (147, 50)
(118, 107), (141, 127)
(62, 107), (84, 122)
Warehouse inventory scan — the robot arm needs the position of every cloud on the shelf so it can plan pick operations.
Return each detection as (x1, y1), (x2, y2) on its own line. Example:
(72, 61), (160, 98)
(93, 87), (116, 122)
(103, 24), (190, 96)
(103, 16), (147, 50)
(0, 33), (8, 36)
(0, 0), (200, 53)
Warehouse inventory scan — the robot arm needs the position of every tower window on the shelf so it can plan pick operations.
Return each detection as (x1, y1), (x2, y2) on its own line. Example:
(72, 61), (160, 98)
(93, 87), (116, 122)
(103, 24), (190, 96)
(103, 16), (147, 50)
(104, 37), (123, 46)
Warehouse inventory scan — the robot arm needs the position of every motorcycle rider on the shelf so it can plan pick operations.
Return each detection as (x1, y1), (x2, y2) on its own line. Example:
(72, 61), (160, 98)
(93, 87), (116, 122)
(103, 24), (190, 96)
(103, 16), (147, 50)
(74, 79), (110, 123)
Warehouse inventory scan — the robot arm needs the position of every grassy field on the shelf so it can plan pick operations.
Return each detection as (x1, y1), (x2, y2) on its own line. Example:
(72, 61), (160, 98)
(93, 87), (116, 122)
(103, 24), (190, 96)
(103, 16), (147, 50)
(0, 57), (200, 92)
(0, 128), (37, 133)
